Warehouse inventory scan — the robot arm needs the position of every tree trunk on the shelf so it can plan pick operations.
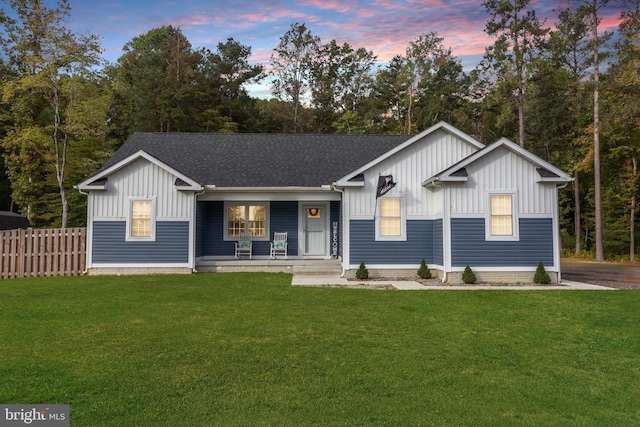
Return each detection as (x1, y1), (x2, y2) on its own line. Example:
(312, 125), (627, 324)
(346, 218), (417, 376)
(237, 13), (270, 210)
(518, 90), (525, 147)
(592, 3), (604, 262)
(574, 171), (581, 255)
(631, 157), (637, 262)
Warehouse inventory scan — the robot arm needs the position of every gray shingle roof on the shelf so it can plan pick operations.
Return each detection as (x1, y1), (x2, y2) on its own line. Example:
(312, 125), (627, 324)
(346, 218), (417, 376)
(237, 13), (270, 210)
(101, 133), (410, 187)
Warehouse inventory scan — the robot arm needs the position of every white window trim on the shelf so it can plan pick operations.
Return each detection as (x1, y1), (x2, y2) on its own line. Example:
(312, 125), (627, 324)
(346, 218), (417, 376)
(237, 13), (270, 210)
(485, 190), (519, 241)
(375, 194), (407, 241)
(223, 202), (270, 241)
(126, 197), (157, 242)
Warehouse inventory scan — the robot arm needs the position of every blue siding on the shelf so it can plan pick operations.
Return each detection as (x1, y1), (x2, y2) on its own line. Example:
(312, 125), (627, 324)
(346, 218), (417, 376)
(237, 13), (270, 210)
(196, 201), (299, 257)
(198, 201), (231, 256)
(196, 202), (206, 257)
(93, 221), (189, 264)
(451, 218), (553, 267)
(433, 219), (443, 265)
(269, 201), (298, 257)
(350, 220), (437, 265)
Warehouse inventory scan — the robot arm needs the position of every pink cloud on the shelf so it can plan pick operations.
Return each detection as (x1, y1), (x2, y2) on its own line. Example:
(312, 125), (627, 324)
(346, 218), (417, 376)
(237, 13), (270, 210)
(238, 12), (276, 23)
(299, 0), (356, 14)
(162, 15), (212, 29)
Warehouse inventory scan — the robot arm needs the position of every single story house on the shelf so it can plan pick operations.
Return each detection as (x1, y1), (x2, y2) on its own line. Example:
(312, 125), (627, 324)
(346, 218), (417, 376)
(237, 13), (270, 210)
(76, 121), (572, 283)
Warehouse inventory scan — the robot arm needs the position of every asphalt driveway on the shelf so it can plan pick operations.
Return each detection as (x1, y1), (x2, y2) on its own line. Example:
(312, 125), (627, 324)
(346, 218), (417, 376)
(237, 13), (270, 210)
(562, 260), (640, 289)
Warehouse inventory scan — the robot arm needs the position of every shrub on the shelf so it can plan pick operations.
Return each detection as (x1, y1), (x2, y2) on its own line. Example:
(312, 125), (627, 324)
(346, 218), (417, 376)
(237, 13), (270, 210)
(462, 265), (477, 284)
(534, 261), (551, 284)
(417, 259), (431, 279)
(355, 262), (369, 280)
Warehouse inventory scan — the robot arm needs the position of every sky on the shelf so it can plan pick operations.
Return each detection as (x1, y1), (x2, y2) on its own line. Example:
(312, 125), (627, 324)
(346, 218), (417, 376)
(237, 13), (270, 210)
(64, 0), (626, 98)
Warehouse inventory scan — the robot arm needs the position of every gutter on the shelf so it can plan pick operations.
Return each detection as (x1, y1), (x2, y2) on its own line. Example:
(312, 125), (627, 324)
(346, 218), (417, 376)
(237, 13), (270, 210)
(556, 182), (569, 283)
(425, 179), (448, 283)
(77, 188), (91, 275)
(205, 185), (334, 192)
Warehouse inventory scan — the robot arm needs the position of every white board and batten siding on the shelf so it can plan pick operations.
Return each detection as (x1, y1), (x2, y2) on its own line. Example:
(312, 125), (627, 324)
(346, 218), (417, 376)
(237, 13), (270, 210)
(448, 146), (557, 217)
(347, 129), (480, 217)
(89, 158), (194, 221)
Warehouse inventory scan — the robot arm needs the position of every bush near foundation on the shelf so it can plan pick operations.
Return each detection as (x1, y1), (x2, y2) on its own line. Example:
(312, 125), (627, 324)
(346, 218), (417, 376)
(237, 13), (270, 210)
(418, 259), (431, 279)
(462, 265), (477, 284)
(356, 262), (369, 280)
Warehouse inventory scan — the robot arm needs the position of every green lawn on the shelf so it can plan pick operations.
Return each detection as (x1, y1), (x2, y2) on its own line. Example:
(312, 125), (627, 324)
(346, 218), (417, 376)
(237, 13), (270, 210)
(1, 273), (639, 426)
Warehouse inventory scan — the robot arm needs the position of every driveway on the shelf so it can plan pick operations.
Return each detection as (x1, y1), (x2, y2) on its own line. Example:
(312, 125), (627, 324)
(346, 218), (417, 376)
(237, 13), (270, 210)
(561, 260), (640, 289)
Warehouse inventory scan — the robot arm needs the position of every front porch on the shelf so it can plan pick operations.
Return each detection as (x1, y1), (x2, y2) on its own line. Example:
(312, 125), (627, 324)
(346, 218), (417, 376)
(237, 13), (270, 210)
(195, 258), (343, 275)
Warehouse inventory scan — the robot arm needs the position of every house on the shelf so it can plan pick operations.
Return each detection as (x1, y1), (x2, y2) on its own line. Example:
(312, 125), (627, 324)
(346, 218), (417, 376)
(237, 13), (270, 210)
(76, 122), (572, 283)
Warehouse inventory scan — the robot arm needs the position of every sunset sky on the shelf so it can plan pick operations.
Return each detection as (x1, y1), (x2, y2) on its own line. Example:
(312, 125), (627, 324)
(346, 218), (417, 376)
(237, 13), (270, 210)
(65, 0), (626, 97)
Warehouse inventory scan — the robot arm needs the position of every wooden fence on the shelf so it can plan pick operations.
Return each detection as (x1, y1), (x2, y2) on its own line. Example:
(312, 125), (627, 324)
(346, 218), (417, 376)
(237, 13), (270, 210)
(0, 227), (86, 279)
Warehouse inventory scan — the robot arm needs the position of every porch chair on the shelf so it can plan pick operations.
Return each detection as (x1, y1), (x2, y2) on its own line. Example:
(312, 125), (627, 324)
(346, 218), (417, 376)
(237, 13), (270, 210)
(234, 232), (253, 259)
(270, 232), (288, 259)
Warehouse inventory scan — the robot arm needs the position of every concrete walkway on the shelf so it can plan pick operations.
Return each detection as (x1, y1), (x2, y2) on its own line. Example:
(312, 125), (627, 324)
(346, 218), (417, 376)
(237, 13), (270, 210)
(291, 275), (615, 290)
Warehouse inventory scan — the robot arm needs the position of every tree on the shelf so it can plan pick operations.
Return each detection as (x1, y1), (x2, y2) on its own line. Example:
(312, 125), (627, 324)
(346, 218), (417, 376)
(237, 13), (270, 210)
(602, 2), (640, 260)
(371, 55), (409, 132)
(0, 0), (103, 227)
(194, 38), (264, 133)
(270, 23), (320, 133)
(414, 48), (471, 130)
(548, 5), (593, 255)
(309, 40), (376, 132)
(110, 26), (200, 138)
(402, 32), (447, 134)
(571, 0), (613, 262)
(482, 0), (549, 147)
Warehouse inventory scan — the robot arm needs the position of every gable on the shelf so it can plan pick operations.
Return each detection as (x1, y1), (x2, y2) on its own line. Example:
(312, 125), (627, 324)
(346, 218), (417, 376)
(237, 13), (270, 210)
(424, 137), (572, 186)
(77, 150), (202, 192)
(447, 146), (565, 215)
(84, 157), (199, 220)
(336, 121), (484, 186)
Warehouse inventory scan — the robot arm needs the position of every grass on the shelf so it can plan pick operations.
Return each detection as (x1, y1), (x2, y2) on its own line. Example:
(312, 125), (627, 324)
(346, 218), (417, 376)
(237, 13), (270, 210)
(562, 256), (640, 271)
(1, 273), (639, 426)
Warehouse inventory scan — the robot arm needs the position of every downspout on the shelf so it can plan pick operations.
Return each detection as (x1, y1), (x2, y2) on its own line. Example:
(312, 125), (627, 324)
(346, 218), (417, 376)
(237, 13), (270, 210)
(556, 183), (569, 283)
(77, 188), (91, 275)
(330, 183), (347, 277)
(427, 180), (448, 283)
(192, 186), (207, 273)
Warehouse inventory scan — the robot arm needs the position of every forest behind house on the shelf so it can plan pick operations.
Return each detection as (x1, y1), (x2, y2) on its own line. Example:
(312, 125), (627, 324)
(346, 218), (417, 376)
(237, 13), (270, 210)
(0, 0), (639, 261)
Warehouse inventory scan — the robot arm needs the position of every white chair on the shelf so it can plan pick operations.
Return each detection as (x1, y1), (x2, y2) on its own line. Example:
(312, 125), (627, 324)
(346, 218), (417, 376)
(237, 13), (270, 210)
(234, 232), (253, 259)
(270, 232), (288, 259)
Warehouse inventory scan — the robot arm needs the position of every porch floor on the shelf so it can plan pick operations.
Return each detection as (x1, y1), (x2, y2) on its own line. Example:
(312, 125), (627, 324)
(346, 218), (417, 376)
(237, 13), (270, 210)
(195, 258), (342, 275)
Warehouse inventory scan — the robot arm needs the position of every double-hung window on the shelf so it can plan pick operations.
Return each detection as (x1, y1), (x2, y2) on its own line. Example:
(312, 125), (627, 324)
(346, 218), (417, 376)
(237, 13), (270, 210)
(127, 198), (156, 241)
(381, 198), (401, 236)
(376, 197), (406, 241)
(226, 203), (267, 239)
(486, 192), (519, 241)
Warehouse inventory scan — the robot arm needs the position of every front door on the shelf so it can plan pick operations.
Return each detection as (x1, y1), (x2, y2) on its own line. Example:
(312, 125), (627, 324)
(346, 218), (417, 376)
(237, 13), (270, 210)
(303, 205), (326, 256)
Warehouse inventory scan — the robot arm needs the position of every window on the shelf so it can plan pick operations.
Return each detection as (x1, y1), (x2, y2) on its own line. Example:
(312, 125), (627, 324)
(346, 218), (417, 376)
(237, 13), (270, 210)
(380, 198), (401, 236)
(127, 199), (155, 241)
(227, 204), (267, 238)
(491, 195), (513, 236)
(376, 197), (406, 241)
(486, 192), (519, 241)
